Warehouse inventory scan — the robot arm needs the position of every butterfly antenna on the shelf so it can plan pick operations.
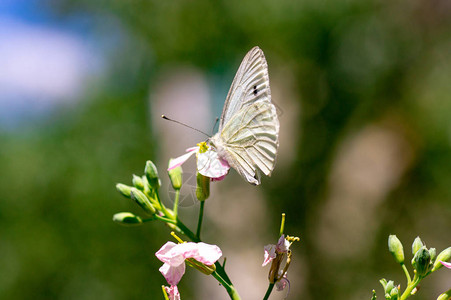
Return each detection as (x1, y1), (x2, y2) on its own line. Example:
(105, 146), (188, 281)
(211, 117), (219, 135)
(161, 115), (211, 138)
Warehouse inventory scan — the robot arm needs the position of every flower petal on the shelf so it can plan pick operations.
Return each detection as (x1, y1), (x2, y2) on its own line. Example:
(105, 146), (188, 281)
(156, 242), (185, 266)
(156, 241), (177, 257)
(170, 242), (222, 265)
(276, 274), (290, 293)
(276, 235), (289, 253)
(157, 241), (221, 286)
(262, 244), (277, 266)
(168, 149), (197, 171)
(441, 261), (451, 269)
(190, 242), (222, 265)
(185, 146), (198, 152)
(159, 262), (186, 286)
(164, 286), (181, 300)
(197, 149), (230, 179)
(211, 174), (226, 182)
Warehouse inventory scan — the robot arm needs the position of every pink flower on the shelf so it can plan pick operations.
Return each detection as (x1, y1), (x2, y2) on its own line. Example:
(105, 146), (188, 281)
(441, 261), (451, 269)
(262, 235), (297, 294)
(156, 241), (222, 286)
(168, 142), (230, 180)
(262, 235), (290, 267)
(163, 285), (180, 300)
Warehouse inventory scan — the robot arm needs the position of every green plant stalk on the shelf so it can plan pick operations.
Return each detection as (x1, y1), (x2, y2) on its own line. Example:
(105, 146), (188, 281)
(196, 200), (205, 239)
(174, 217), (199, 242)
(215, 261), (232, 285)
(154, 189), (173, 218)
(263, 283), (275, 300)
(211, 270), (241, 300)
(400, 273), (422, 300)
(153, 215), (177, 224)
(401, 263), (412, 285)
(173, 189), (180, 217)
(143, 188), (161, 211)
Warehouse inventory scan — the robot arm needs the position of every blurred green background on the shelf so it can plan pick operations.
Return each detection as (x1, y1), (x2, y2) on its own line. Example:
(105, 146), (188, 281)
(1, 0), (450, 299)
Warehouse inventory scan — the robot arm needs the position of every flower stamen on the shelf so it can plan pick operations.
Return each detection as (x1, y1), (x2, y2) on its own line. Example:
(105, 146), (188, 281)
(170, 231), (185, 244)
(197, 142), (209, 153)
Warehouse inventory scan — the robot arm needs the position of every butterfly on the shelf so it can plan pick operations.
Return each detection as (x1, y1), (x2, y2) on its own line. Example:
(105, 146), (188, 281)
(168, 47), (279, 185)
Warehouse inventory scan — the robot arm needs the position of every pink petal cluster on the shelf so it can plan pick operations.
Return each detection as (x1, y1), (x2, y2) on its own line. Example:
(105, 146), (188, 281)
(168, 145), (230, 180)
(262, 235), (290, 267)
(262, 235), (291, 293)
(156, 241), (222, 286)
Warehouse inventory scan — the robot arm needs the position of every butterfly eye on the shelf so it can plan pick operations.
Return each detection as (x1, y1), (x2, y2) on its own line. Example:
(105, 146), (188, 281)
(208, 140), (216, 150)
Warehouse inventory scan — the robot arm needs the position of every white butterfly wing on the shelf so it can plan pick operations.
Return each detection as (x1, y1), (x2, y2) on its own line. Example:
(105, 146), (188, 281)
(214, 47), (279, 185)
(219, 46), (272, 130)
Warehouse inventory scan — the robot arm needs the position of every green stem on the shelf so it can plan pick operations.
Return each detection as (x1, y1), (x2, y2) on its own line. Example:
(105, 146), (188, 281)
(263, 283), (275, 300)
(173, 189), (180, 217)
(211, 270), (241, 300)
(154, 189), (173, 218)
(401, 263), (412, 285)
(175, 217), (199, 242)
(400, 273), (421, 300)
(153, 214), (177, 224)
(215, 261), (232, 285)
(196, 200), (205, 239)
(142, 216), (158, 222)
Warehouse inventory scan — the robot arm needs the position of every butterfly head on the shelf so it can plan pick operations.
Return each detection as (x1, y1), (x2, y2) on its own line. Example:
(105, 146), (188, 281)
(206, 133), (222, 152)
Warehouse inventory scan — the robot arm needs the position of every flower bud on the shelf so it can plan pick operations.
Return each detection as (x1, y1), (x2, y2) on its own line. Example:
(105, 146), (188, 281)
(412, 246), (431, 276)
(116, 183), (132, 198)
(196, 172), (210, 201)
(437, 290), (451, 300)
(185, 258), (216, 275)
(168, 160), (182, 190)
(388, 235), (405, 264)
(132, 174), (145, 190)
(431, 247), (451, 272)
(131, 188), (156, 214)
(390, 286), (399, 300)
(141, 175), (152, 194)
(412, 236), (423, 255)
(145, 160), (161, 190)
(385, 280), (395, 294)
(429, 248), (436, 262)
(113, 212), (143, 226)
(379, 278), (388, 290)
